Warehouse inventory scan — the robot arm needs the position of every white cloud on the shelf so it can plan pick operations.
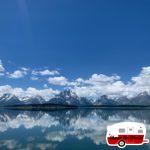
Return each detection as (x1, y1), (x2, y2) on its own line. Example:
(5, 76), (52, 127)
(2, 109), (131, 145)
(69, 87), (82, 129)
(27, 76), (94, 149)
(76, 78), (84, 83)
(0, 85), (12, 97)
(30, 76), (38, 81)
(24, 87), (59, 100)
(48, 76), (68, 86)
(131, 66), (150, 86)
(72, 73), (123, 99)
(88, 74), (120, 83)
(32, 69), (59, 76)
(73, 66), (150, 99)
(43, 84), (48, 88)
(75, 74), (120, 86)
(44, 66), (150, 99)
(0, 85), (59, 101)
(0, 60), (5, 72)
(8, 70), (27, 79)
(20, 67), (30, 71)
(5, 66), (150, 99)
(125, 66), (150, 98)
(0, 58), (150, 100)
(40, 69), (59, 76)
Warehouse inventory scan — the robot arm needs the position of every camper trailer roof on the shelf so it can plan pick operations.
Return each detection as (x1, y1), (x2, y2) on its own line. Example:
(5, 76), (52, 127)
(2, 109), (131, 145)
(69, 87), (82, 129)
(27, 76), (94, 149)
(107, 122), (145, 130)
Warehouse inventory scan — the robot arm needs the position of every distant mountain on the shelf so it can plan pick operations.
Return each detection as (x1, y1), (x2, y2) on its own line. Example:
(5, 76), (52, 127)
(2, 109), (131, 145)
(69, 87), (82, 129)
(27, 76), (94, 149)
(49, 90), (91, 106)
(94, 95), (118, 105)
(23, 95), (45, 105)
(115, 91), (150, 106)
(0, 93), (22, 105)
(0, 93), (45, 106)
(129, 92), (150, 105)
(0, 90), (150, 106)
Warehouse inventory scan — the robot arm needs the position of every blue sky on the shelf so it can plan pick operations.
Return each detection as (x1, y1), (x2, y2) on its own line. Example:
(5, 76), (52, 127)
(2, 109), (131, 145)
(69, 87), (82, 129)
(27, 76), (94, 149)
(0, 0), (150, 98)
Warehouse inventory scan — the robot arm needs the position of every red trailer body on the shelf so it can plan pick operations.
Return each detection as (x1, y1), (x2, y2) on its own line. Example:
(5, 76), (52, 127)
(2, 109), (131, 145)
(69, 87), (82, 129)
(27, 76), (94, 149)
(106, 122), (149, 148)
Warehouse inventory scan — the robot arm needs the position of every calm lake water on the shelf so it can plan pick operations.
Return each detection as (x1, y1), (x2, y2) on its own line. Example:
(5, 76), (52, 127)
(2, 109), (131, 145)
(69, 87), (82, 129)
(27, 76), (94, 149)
(0, 108), (150, 150)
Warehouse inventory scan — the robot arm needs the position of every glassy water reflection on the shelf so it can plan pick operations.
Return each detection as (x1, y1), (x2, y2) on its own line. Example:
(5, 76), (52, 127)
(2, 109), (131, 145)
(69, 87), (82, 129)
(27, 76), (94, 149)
(0, 108), (150, 150)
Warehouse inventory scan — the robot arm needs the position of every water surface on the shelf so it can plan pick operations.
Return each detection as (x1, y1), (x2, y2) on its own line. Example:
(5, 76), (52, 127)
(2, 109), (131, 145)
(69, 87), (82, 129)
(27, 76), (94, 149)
(0, 108), (150, 150)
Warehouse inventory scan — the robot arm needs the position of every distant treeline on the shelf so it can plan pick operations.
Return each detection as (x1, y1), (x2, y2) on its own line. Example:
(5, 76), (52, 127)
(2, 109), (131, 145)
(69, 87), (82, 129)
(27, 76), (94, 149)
(2, 103), (150, 111)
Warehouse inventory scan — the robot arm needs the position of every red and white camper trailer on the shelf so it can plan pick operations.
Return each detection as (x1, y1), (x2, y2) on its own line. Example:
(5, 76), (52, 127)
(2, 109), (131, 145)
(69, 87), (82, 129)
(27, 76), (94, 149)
(106, 122), (149, 148)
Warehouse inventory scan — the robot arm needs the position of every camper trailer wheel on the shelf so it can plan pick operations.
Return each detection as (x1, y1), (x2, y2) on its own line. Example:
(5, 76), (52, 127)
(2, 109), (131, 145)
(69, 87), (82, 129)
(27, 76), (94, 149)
(118, 140), (126, 148)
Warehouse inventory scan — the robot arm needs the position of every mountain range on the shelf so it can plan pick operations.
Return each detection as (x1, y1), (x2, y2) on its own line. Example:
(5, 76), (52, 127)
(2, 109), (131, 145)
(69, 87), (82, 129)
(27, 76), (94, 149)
(0, 90), (150, 106)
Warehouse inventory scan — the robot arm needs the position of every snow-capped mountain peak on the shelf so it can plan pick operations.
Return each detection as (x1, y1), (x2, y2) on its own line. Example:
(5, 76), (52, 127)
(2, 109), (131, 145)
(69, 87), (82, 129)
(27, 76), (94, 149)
(56, 90), (78, 99)
(0, 90), (150, 106)
(137, 91), (149, 97)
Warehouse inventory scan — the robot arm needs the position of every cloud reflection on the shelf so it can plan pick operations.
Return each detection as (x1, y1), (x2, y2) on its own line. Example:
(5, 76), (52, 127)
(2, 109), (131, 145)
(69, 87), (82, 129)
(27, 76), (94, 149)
(0, 109), (150, 149)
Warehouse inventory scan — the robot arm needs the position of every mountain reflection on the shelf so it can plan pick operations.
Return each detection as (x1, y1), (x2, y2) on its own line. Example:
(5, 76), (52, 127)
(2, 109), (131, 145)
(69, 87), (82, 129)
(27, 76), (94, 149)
(0, 109), (150, 150)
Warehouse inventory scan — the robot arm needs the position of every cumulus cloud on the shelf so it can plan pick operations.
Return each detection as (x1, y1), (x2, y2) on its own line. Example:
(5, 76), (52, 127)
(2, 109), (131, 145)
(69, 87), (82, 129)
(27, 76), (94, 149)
(0, 85), (12, 96)
(0, 59), (60, 80)
(30, 76), (38, 81)
(0, 85), (59, 101)
(125, 66), (150, 98)
(88, 74), (120, 83)
(0, 58), (150, 100)
(45, 66), (150, 99)
(23, 87), (59, 100)
(73, 80), (126, 99)
(20, 67), (30, 71)
(71, 74), (124, 99)
(131, 66), (150, 86)
(48, 76), (68, 86)
(75, 74), (120, 86)
(73, 66), (150, 99)
(32, 69), (59, 76)
(8, 70), (27, 79)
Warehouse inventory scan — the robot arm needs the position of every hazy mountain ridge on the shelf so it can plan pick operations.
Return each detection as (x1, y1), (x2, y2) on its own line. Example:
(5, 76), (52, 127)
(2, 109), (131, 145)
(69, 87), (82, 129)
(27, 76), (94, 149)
(0, 90), (150, 106)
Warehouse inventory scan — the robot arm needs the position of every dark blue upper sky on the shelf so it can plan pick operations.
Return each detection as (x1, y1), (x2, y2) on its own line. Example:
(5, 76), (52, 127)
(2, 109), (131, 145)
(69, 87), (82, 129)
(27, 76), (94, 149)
(0, 0), (150, 84)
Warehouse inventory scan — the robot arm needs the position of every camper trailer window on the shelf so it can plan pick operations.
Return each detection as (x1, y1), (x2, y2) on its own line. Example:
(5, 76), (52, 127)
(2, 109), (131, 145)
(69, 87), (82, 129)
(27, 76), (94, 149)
(138, 129), (143, 133)
(119, 128), (125, 133)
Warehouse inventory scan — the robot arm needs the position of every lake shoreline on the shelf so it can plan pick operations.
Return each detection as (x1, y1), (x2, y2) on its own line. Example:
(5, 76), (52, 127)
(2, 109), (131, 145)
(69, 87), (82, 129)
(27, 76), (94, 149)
(1, 103), (150, 111)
